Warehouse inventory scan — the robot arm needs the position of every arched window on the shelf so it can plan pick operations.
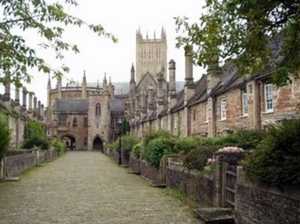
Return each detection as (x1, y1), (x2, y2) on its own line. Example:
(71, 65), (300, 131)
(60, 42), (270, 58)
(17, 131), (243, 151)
(95, 103), (101, 116)
(73, 117), (78, 127)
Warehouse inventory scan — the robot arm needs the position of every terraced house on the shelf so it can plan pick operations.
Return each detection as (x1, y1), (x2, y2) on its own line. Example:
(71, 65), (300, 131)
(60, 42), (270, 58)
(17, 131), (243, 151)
(127, 34), (300, 137)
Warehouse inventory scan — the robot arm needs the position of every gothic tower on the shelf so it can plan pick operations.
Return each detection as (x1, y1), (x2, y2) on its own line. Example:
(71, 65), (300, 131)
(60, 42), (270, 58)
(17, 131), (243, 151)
(136, 27), (167, 83)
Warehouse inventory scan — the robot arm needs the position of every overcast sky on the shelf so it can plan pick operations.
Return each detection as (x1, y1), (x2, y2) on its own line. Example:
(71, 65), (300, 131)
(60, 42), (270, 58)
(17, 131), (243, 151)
(24, 0), (205, 104)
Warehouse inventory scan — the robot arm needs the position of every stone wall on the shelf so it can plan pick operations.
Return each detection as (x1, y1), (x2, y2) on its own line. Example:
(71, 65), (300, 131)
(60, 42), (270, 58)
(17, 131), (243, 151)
(166, 157), (217, 206)
(2, 150), (59, 178)
(139, 160), (161, 184)
(235, 169), (300, 224)
(128, 153), (141, 174)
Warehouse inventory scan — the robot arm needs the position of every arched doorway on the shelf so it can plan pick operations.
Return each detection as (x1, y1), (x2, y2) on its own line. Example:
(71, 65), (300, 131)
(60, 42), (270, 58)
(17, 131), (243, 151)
(62, 135), (76, 151)
(93, 136), (103, 151)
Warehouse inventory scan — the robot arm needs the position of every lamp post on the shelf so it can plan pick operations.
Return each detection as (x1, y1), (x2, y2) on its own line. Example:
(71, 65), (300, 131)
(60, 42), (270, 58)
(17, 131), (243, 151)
(117, 117), (123, 165)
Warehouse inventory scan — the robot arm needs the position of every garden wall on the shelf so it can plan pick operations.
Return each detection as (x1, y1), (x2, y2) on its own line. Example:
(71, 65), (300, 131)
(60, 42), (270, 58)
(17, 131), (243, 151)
(235, 168), (300, 224)
(128, 153), (140, 174)
(1, 149), (59, 178)
(166, 157), (217, 207)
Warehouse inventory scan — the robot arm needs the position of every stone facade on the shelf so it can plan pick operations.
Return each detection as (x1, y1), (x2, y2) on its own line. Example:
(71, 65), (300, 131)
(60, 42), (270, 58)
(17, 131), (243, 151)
(47, 73), (125, 150)
(0, 81), (46, 150)
(127, 30), (300, 138)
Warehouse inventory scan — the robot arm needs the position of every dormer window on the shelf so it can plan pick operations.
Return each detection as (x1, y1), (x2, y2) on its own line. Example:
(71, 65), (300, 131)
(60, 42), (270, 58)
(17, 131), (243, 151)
(264, 83), (273, 113)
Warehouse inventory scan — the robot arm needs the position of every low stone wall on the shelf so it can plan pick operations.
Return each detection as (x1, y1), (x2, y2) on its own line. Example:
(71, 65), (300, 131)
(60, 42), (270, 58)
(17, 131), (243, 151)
(1, 149), (59, 178)
(4, 152), (36, 177)
(128, 153), (140, 174)
(235, 169), (300, 224)
(140, 160), (161, 185)
(166, 158), (217, 206)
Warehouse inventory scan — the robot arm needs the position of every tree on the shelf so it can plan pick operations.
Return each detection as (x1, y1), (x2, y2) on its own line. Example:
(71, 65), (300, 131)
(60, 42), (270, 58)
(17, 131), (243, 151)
(0, 0), (117, 86)
(0, 112), (10, 159)
(175, 1), (300, 85)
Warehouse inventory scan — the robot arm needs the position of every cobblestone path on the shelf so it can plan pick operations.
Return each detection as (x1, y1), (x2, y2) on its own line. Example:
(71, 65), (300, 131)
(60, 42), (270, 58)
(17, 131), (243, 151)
(0, 152), (198, 224)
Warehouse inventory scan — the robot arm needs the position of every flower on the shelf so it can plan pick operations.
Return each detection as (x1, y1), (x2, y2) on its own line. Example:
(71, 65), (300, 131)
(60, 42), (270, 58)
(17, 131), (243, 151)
(207, 157), (216, 165)
(217, 146), (244, 154)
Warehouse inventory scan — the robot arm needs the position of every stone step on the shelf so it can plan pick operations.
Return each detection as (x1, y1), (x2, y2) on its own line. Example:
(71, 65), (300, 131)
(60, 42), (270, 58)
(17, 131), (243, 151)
(194, 208), (235, 224)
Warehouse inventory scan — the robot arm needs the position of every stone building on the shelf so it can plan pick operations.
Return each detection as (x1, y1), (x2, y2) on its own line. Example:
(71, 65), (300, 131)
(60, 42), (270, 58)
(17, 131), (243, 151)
(127, 32), (300, 138)
(47, 73), (125, 151)
(0, 80), (46, 149)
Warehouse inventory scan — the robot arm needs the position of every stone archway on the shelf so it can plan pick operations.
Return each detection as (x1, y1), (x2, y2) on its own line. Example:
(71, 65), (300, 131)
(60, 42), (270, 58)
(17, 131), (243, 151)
(93, 136), (103, 151)
(62, 135), (76, 151)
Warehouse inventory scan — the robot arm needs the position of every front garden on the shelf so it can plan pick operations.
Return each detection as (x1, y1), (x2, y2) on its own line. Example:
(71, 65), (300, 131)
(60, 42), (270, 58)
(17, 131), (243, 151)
(108, 119), (300, 188)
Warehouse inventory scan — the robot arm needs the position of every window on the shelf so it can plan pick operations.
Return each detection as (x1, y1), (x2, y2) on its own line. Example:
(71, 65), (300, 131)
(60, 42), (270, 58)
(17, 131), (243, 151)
(264, 83), (273, 112)
(84, 117), (88, 128)
(242, 88), (249, 116)
(72, 117), (77, 127)
(58, 114), (67, 126)
(193, 109), (197, 121)
(95, 103), (101, 116)
(220, 99), (227, 121)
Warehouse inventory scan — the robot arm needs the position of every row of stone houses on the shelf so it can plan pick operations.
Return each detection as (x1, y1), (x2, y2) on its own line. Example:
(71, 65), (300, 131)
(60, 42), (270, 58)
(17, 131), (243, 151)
(0, 81), (46, 149)
(127, 45), (300, 138)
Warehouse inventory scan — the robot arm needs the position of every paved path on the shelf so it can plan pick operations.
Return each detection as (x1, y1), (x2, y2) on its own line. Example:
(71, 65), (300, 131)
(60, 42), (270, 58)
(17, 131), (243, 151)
(0, 152), (198, 224)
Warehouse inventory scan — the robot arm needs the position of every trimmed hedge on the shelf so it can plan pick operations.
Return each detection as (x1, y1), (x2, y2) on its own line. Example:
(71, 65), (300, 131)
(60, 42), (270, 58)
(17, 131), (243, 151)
(244, 119), (300, 187)
(23, 120), (49, 150)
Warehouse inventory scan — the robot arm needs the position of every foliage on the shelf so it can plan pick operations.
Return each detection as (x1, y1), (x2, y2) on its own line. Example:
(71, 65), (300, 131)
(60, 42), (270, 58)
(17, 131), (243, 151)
(174, 136), (200, 154)
(143, 137), (177, 169)
(132, 142), (143, 158)
(121, 135), (139, 152)
(0, 0), (117, 86)
(143, 130), (174, 147)
(51, 138), (66, 155)
(23, 120), (48, 150)
(175, 1), (300, 86)
(23, 136), (49, 150)
(106, 140), (119, 151)
(243, 119), (300, 187)
(182, 145), (218, 171)
(0, 112), (10, 159)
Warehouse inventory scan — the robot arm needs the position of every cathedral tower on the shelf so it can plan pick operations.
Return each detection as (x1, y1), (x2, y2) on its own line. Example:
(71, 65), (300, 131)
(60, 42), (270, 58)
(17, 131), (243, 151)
(136, 27), (167, 83)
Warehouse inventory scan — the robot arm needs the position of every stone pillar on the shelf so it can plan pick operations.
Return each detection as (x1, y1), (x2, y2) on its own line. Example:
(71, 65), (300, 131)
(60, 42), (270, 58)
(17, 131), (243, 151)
(38, 100), (41, 118)
(33, 96), (37, 116)
(41, 104), (44, 120)
(3, 79), (11, 101)
(22, 87), (27, 109)
(248, 81), (262, 130)
(183, 46), (195, 137)
(184, 45), (194, 86)
(28, 92), (33, 112)
(168, 60), (177, 111)
(15, 86), (20, 105)
(207, 97), (216, 137)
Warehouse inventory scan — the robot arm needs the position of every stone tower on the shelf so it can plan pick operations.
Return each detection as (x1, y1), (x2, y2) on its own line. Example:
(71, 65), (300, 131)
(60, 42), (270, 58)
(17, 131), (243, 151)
(136, 27), (167, 83)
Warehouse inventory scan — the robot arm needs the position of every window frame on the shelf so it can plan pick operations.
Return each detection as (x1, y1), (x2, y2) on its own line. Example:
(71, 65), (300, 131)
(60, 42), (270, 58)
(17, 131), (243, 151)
(220, 99), (227, 121)
(241, 88), (249, 116)
(264, 83), (274, 113)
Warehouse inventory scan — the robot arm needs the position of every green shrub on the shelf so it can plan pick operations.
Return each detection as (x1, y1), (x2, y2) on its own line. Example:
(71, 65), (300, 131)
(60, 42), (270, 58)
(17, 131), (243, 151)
(107, 140), (119, 151)
(121, 135), (139, 152)
(143, 130), (173, 147)
(182, 145), (218, 171)
(229, 129), (265, 150)
(243, 119), (300, 187)
(143, 137), (177, 168)
(132, 142), (143, 158)
(51, 138), (66, 155)
(23, 120), (48, 150)
(23, 136), (49, 150)
(174, 136), (200, 154)
(0, 113), (10, 159)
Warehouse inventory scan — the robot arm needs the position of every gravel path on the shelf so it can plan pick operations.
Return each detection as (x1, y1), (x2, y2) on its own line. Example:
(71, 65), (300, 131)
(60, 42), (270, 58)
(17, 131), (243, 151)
(0, 152), (198, 224)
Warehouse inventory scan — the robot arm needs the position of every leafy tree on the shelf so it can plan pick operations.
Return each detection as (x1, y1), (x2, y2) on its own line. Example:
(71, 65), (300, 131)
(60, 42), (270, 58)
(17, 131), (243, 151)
(0, 0), (116, 86)
(176, 1), (300, 85)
